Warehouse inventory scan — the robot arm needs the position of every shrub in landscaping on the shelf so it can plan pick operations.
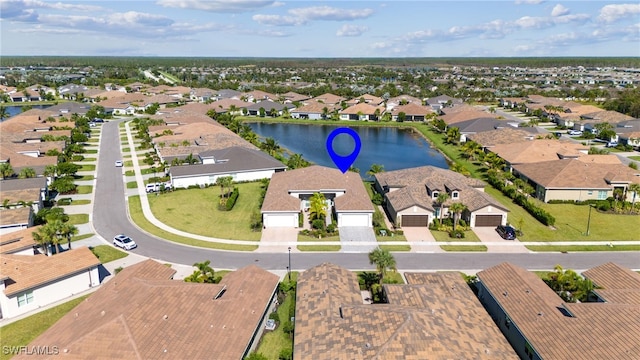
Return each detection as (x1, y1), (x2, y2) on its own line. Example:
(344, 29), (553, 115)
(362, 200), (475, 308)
(311, 219), (325, 230)
(269, 311), (280, 323)
(278, 348), (293, 360)
(458, 219), (467, 228)
(488, 173), (555, 226)
(372, 193), (383, 205)
(225, 187), (239, 211)
(326, 223), (336, 233)
(597, 200), (611, 212)
(71, 154), (84, 162)
(449, 229), (465, 238)
(58, 198), (73, 206)
(394, 229), (404, 235)
(372, 211), (385, 228)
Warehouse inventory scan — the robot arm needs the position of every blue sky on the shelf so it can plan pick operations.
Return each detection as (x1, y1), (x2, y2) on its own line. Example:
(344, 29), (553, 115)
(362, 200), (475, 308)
(1, 0), (639, 57)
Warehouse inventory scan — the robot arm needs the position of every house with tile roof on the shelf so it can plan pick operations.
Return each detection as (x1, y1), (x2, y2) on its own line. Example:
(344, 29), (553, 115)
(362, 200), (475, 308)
(0, 207), (33, 235)
(386, 95), (422, 110)
(389, 102), (433, 121)
(170, 146), (286, 188)
(311, 93), (346, 106)
(293, 263), (517, 360)
(281, 91), (310, 103)
(487, 139), (589, 171)
(339, 103), (384, 121)
(0, 177), (48, 214)
(261, 166), (374, 228)
(375, 166), (508, 228)
(0, 246), (100, 320)
(476, 262), (640, 360)
(466, 127), (544, 149)
(512, 157), (640, 202)
(19, 259), (279, 359)
(0, 226), (38, 256)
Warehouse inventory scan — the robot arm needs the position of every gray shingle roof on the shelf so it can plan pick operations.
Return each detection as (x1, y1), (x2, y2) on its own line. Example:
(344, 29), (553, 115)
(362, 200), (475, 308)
(170, 146), (285, 178)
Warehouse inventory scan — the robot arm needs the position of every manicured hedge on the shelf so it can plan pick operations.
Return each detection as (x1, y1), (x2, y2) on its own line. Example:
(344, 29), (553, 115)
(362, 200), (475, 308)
(226, 187), (239, 211)
(487, 173), (556, 226)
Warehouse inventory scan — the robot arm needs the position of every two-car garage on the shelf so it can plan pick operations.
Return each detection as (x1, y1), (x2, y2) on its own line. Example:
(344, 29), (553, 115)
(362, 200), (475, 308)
(474, 215), (503, 227)
(401, 215), (430, 227)
(262, 213), (298, 228)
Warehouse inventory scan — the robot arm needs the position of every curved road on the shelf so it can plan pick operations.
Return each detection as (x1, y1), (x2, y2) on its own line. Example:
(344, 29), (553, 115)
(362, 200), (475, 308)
(93, 121), (640, 271)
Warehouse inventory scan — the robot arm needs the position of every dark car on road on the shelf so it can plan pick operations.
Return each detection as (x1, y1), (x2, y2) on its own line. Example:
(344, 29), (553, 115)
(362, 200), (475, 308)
(496, 225), (516, 240)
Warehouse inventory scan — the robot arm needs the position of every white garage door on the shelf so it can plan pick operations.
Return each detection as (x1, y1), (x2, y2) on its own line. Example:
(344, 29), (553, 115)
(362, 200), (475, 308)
(339, 213), (370, 227)
(264, 213), (297, 227)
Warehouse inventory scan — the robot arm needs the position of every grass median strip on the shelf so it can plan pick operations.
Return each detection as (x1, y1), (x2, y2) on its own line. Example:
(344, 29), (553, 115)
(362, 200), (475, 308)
(76, 185), (93, 194)
(526, 245), (640, 252)
(129, 195), (258, 251)
(297, 234), (341, 251)
(68, 214), (89, 225)
(432, 230), (488, 252)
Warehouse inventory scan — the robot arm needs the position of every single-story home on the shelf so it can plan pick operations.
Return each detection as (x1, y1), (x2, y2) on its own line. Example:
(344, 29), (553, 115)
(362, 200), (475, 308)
(0, 246), (100, 319)
(374, 166), (509, 228)
(0, 207), (34, 235)
(294, 263), (516, 359)
(170, 146), (286, 188)
(0, 226), (38, 256)
(18, 260), (279, 359)
(476, 262), (640, 360)
(261, 166), (374, 228)
(512, 156), (640, 202)
(0, 177), (48, 214)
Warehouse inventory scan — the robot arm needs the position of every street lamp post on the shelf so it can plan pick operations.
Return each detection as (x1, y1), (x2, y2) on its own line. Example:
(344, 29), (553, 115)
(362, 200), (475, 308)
(287, 247), (292, 282)
(585, 204), (593, 236)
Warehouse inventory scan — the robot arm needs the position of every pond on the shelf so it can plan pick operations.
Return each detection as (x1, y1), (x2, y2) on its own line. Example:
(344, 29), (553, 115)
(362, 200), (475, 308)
(248, 123), (449, 176)
(1, 104), (52, 120)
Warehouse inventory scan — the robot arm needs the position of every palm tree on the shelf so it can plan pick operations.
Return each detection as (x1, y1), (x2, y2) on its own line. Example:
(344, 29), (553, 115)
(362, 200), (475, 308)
(216, 176), (234, 204)
(446, 126), (461, 145)
(366, 164), (384, 178)
(32, 223), (57, 256)
(286, 153), (308, 169)
(0, 106), (8, 121)
(450, 163), (470, 176)
(435, 192), (449, 227)
(184, 260), (219, 283)
(449, 202), (467, 232)
(260, 137), (281, 157)
(43, 164), (58, 178)
(308, 192), (327, 221)
(18, 167), (36, 179)
(628, 183), (640, 214)
(368, 247), (397, 285)
(58, 221), (78, 250)
(358, 272), (379, 294)
(0, 162), (14, 179)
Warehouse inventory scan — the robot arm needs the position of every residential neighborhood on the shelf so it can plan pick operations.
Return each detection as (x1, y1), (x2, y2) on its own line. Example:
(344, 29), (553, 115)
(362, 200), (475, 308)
(1, 58), (639, 359)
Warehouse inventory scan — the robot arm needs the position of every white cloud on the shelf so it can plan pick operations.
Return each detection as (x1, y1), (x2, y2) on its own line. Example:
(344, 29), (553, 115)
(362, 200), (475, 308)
(551, 4), (569, 17)
(156, 0), (276, 13)
(336, 24), (368, 37)
(598, 3), (640, 23)
(515, 0), (545, 4)
(252, 14), (304, 26)
(0, 0), (102, 20)
(288, 6), (374, 21)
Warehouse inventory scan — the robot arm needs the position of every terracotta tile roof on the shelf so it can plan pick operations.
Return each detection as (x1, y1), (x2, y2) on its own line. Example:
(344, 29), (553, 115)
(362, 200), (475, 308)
(467, 127), (542, 148)
(0, 226), (38, 254)
(1, 246), (100, 296)
(0, 207), (32, 226)
(389, 102), (433, 116)
(282, 91), (310, 102)
(312, 93), (345, 105)
(340, 103), (383, 116)
(375, 166), (505, 212)
(291, 101), (339, 114)
(488, 139), (588, 165)
(388, 95), (422, 105)
(20, 260), (279, 360)
(261, 166), (374, 212)
(513, 158), (640, 189)
(294, 263), (517, 360)
(477, 262), (640, 360)
(440, 105), (499, 125)
(207, 98), (250, 113)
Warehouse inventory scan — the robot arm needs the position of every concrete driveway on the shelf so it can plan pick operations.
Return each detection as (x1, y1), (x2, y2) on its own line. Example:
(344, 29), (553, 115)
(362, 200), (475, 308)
(402, 227), (443, 253)
(472, 227), (530, 253)
(259, 227), (299, 252)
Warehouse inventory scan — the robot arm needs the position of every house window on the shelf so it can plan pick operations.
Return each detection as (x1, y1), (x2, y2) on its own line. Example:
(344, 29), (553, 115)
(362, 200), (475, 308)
(17, 291), (34, 307)
(587, 190), (593, 196)
(597, 191), (607, 200)
(504, 316), (512, 329)
(524, 341), (535, 360)
(432, 191), (439, 199)
(452, 191), (459, 199)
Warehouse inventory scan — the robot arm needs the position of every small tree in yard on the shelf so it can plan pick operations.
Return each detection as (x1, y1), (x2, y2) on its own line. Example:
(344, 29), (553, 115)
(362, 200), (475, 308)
(216, 176), (234, 207)
(184, 260), (220, 284)
(368, 247), (397, 285)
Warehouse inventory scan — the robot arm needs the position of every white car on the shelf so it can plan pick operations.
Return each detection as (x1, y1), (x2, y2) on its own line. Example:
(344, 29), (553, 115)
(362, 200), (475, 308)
(567, 130), (582, 136)
(113, 234), (137, 250)
(115, 160), (123, 167)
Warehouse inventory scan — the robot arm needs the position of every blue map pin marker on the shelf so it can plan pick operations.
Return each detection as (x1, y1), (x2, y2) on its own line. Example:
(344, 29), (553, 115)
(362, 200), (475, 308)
(326, 127), (361, 173)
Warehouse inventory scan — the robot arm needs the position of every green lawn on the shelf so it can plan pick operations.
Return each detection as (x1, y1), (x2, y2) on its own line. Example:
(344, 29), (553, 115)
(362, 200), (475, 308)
(122, 147), (130, 152)
(71, 233), (94, 242)
(148, 183), (262, 241)
(0, 295), (89, 360)
(74, 175), (94, 181)
(124, 160), (134, 167)
(629, 156), (640, 161)
(255, 290), (295, 359)
(85, 149), (98, 154)
(67, 199), (91, 205)
(77, 164), (95, 171)
(129, 196), (258, 251)
(297, 234), (341, 251)
(68, 214), (89, 225)
(431, 230), (487, 252)
(126, 181), (138, 189)
(90, 245), (128, 263)
(76, 185), (93, 194)
(125, 170), (135, 176)
(380, 244), (412, 251)
(526, 245), (640, 252)
(485, 187), (640, 241)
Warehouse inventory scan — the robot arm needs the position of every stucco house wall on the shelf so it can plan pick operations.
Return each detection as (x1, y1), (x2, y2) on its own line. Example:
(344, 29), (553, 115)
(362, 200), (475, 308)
(171, 169), (276, 189)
